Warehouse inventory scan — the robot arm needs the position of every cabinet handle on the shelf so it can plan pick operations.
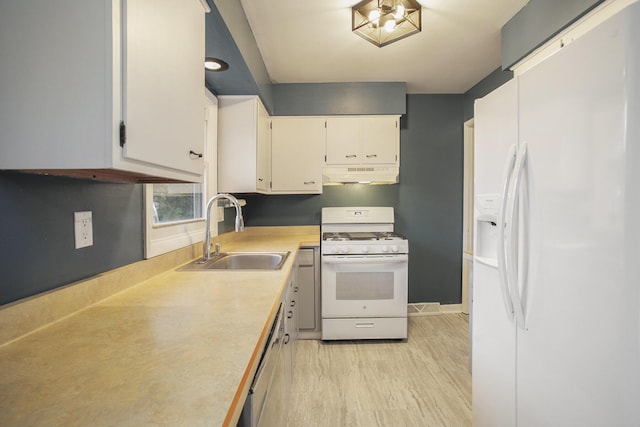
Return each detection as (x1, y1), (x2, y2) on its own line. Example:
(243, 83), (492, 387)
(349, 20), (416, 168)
(294, 286), (299, 292)
(258, 178), (264, 182)
(284, 334), (290, 344)
(345, 154), (357, 158)
(287, 310), (293, 318)
(303, 181), (315, 185)
(366, 154), (377, 158)
(119, 121), (126, 147)
(290, 300), (296, 307)
(189, 150), (203, 159)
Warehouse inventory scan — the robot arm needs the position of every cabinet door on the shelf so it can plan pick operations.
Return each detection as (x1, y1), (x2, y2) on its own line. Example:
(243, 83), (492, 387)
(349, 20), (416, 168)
(218, 96), (259, 192)
(297, 265), (316, 330)
(121, 0), (205, 175)
(325, 117), (362, 165)
(271, 118), (324, 194)
(361, 117), (398, 164)
(256, 102), (271, 192)
(0, 0), (112, 170)
(472, 78), (518, 427)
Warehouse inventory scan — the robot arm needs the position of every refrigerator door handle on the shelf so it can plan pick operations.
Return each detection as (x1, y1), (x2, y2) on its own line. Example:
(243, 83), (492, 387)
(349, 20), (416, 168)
(507, 142), (528, 329)
(498, 144), (517, 322)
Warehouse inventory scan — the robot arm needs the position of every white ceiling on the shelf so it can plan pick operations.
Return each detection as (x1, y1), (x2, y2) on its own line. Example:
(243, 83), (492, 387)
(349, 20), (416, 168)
(239, 0), (528, 94)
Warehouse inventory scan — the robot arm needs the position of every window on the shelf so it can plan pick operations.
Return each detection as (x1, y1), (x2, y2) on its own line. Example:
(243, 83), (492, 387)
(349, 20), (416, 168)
(152, 183), (203, 224)
(144, 91), (218, 258)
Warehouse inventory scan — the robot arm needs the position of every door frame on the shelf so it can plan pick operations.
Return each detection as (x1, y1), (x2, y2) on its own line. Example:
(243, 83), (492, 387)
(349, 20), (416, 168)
(462, 118), (474, 315)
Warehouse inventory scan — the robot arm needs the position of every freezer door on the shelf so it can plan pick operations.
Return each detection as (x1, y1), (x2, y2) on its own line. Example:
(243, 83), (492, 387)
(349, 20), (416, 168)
(472, 262), (516, 427)
(472, 78), (519, 426)
(473, 79), (519, 197)
(516, 3), (640, 426)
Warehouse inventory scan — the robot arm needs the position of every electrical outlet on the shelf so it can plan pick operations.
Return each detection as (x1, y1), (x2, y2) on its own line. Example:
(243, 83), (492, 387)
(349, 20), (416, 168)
(74, 211), (93, 249)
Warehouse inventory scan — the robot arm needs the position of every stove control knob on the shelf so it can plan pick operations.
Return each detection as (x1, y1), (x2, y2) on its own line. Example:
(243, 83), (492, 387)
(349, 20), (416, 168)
(361, 246), (369, 254)
(341, 246), (349, 254)
(391, 245), (399, 253)
(381, 246), (389, 252)
(331, 247), (339, 254)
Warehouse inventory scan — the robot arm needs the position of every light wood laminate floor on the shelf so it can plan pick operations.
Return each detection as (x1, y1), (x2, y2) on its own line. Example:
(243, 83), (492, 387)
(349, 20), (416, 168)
(287, 314), (471, 427)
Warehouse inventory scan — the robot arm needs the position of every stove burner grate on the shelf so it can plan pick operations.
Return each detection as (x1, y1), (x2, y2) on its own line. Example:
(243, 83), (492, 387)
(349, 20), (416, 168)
(322, 231), (406, 241)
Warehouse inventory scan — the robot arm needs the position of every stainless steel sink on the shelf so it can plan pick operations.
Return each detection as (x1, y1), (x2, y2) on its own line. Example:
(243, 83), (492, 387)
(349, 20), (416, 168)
(178, 251), (290, 271)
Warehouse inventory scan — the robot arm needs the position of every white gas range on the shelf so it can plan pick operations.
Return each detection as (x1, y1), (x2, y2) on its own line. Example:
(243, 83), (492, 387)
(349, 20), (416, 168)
(321, 207), (409, 340)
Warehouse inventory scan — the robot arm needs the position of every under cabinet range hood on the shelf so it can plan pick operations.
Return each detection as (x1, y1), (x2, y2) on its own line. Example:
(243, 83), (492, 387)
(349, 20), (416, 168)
(322, 166), (399, 184)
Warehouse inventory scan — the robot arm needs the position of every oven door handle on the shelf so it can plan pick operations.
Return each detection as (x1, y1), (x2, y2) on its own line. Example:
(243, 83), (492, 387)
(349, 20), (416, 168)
(322, 255), (408, 264)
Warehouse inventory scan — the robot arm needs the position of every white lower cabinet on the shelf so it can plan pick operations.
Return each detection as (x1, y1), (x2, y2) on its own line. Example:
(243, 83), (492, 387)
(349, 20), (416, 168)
(271, 117), (325, 194)
(283, 270), (298, 417)
(296, 247), (321, 337)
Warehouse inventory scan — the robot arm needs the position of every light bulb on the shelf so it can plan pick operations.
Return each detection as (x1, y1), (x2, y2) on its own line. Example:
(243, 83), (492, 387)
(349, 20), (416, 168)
(204, 57), (229, 72)
(394, 4), (405, 19)
(205, 60), (222, 71)
(368, 9), (381, 24)
(384, 19), (396, 32)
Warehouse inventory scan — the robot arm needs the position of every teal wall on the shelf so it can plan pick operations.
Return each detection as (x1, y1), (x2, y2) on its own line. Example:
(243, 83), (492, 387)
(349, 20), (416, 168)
(273, 83), (406, 116)
(463, 67), (513, 121)
(0, 172), (143, 305)
(206, 0), (275, 112)
(502, 0), (604, 68)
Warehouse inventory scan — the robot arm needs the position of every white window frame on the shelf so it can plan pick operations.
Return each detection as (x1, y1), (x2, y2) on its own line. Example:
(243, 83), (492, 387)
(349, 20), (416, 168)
(143, 90), (219, 258)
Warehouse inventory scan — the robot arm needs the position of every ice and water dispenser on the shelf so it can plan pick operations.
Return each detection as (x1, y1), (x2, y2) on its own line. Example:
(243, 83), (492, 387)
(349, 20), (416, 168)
(475, 194), (501, 266)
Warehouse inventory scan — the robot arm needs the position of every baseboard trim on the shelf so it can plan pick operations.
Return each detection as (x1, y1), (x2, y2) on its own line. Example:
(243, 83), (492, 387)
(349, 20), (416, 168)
(408, 302), (463, 316)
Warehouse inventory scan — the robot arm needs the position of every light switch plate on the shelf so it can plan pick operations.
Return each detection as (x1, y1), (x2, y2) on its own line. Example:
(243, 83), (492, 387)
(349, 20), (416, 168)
(74, 211), (93, 249)
(218, 206), (224, 222)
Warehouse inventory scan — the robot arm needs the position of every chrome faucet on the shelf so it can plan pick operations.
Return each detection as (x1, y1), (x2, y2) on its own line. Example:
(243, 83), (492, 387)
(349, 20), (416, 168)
(202, 193), (244, 261)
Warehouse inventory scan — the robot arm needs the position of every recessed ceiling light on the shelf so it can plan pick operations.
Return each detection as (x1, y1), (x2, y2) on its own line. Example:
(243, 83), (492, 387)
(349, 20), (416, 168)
(204, 57), (229, 72)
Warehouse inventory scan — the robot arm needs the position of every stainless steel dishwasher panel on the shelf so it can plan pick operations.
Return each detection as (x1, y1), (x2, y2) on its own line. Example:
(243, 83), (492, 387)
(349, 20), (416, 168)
(237, 304), (285, 427)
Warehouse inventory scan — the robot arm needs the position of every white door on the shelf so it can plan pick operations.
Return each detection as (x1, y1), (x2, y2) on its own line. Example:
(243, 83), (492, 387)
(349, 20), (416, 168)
(255, 101), (271, 192)
(361, 117), (398, 164)
(321, 256), (408, 318)
(472, 78), (518, 427)
(122, 0), (204, 175)
(462, 119), (474, 315)
(325, 117), (361, 165)
(516, 5), (640, 426)
(271, 117), (324, 193)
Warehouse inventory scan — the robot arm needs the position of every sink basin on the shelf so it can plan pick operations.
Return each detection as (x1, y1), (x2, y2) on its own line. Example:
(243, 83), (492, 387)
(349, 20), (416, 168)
(178, 251), (290, 271)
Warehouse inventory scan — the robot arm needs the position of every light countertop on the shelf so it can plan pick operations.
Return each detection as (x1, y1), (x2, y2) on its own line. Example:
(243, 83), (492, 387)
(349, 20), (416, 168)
(0, 226), (319, 427)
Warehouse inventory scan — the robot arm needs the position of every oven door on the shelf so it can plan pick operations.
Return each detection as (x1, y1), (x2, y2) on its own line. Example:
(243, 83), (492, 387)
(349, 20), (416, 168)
(321, 254), (408, 318)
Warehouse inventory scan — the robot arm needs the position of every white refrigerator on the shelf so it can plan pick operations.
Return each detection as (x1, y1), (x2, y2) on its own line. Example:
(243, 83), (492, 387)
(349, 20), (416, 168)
(472, 3), (640, 427)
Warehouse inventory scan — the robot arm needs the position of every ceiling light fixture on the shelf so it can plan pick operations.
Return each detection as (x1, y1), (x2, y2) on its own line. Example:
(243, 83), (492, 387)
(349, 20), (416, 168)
(352, 0), (422, 47)
(204, 57), (229, 72)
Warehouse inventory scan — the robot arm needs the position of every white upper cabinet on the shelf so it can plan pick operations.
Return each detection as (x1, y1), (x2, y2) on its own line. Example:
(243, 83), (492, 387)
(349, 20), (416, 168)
(325, 118), (362, 165)
(0, 0), (207, 182)
(217, 96), (271, 193)
(121, 0), (205, 176)
(255, 102), (272, 193)
(271, 117), (325, 194)
(325, 116), (399, 165)
(361, 117), (399, 164)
